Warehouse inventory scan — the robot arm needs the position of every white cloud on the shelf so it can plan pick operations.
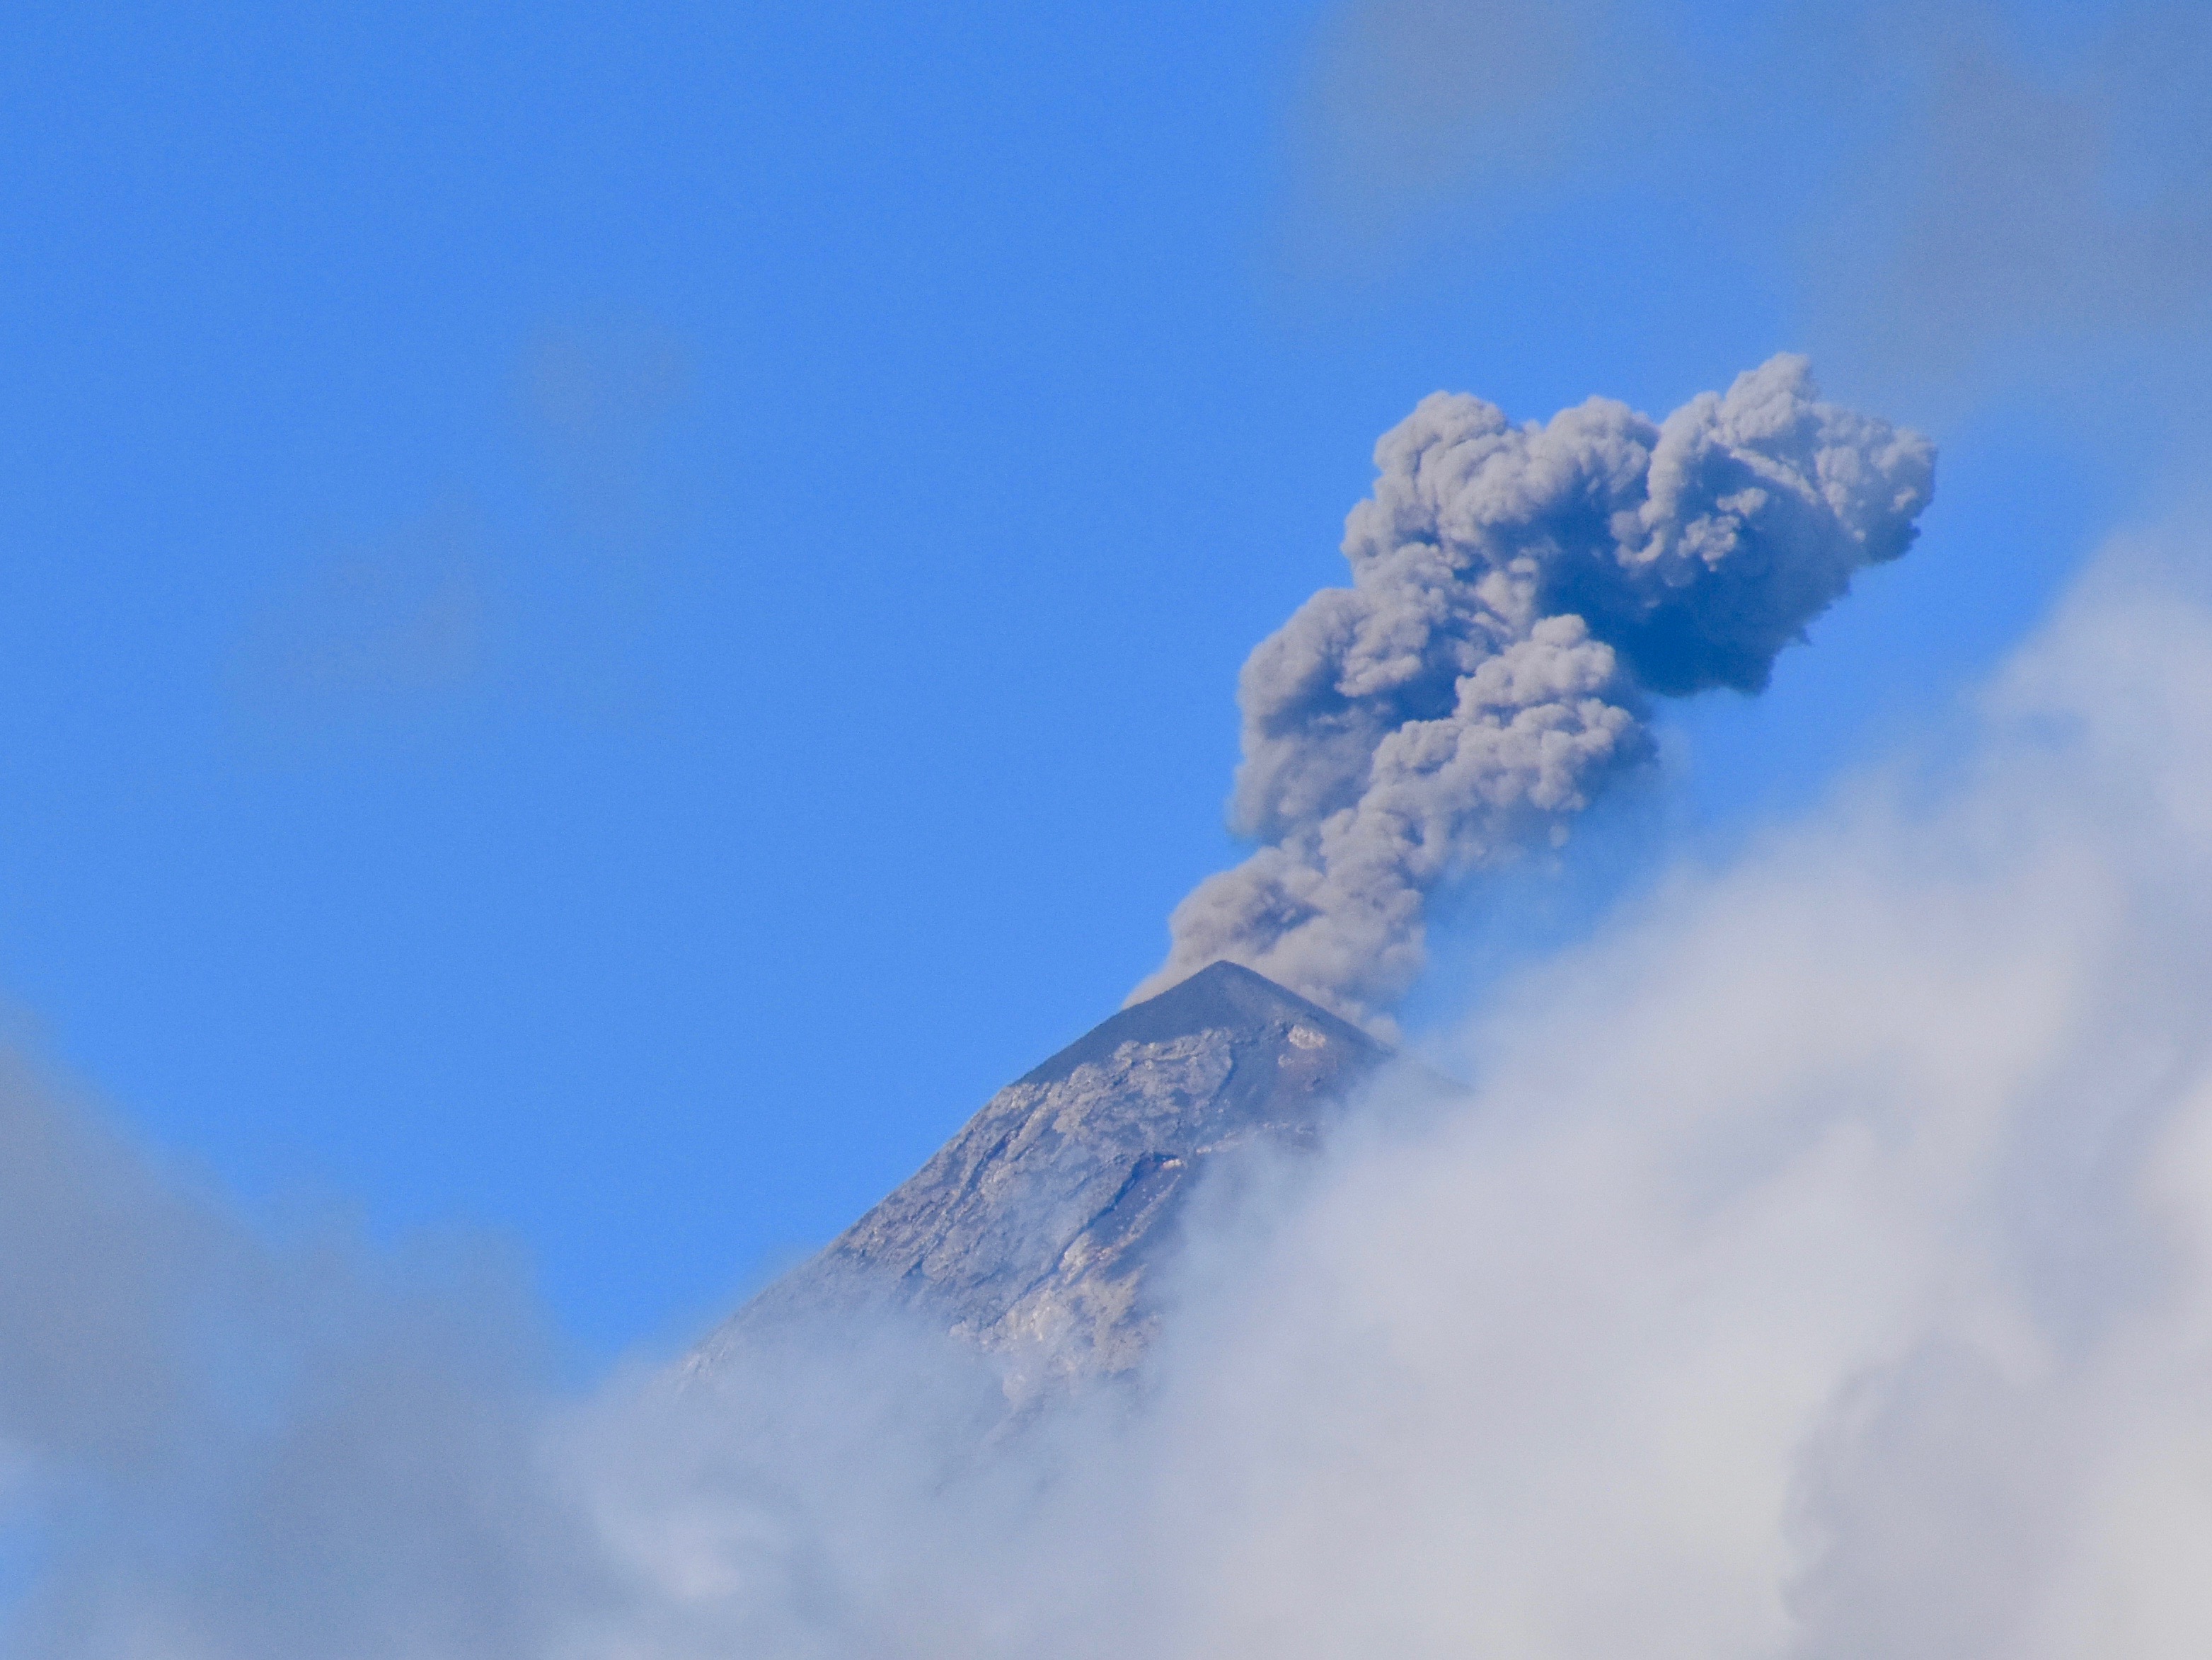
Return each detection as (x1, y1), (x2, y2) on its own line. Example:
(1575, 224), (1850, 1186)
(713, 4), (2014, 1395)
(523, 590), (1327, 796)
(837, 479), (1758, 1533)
(10, 529), (2212, 1655)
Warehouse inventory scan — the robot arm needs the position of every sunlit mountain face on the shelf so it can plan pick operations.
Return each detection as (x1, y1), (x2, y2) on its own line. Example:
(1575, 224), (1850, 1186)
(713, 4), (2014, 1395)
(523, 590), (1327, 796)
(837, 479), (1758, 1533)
(690, 961), (1407, 1401)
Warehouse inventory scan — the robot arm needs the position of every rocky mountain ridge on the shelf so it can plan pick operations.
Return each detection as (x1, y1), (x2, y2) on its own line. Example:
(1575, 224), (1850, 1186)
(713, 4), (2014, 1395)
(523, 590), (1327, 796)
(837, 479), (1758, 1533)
(690, 962), (1400, 1394)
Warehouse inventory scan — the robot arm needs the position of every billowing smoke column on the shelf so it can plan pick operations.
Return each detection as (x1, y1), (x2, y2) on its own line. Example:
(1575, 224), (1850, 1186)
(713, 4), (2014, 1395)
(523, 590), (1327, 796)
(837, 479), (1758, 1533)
(1134, 355), (1935, 1028)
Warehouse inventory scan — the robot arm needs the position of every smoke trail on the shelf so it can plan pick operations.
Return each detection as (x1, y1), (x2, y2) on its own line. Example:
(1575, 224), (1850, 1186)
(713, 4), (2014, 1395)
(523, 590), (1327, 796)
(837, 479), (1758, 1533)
(1134, 355), (1934, 1027)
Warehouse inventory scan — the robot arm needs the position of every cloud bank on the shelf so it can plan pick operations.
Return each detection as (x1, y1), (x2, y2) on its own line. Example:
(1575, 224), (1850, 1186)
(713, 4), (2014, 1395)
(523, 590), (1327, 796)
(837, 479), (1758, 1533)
(1120, 541), (2212, 1655)
(12, 529), (2212, 1655)
(1134, 355), (1933, 1027)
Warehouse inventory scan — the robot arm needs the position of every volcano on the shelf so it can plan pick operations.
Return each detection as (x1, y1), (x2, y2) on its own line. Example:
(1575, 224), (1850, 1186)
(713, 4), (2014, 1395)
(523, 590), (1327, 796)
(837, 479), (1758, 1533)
(691, 962), (1400, 1394)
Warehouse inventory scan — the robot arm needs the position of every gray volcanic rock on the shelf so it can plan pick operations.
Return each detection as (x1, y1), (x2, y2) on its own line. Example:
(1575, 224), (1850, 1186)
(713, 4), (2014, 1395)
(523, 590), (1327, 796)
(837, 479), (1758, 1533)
(691, 962), (1395, 1395)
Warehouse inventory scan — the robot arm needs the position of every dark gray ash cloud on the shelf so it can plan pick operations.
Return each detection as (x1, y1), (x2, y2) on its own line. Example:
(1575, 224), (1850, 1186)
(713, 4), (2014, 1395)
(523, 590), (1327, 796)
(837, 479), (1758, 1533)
(1134, 355), (1934, 1027)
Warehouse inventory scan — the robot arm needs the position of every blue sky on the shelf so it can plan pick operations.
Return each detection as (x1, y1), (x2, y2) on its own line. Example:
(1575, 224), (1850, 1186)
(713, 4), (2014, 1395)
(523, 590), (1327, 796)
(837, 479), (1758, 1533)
(1, 0), (2179, 1361)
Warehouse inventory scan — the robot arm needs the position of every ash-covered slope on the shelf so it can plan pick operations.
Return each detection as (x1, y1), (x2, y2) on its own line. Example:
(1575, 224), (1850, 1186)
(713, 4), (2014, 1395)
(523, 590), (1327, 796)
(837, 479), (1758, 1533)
(691, 962), (1395, 1394)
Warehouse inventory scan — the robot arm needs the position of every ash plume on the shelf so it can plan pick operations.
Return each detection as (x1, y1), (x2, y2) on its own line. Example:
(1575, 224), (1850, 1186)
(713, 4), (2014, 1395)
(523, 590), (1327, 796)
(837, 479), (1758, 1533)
(1134, 354), (1935, 1027)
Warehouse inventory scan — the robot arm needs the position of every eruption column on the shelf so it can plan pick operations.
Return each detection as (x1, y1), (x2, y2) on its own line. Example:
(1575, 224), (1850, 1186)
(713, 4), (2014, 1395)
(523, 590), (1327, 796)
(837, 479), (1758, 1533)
(1134, 355), (1935, 1029)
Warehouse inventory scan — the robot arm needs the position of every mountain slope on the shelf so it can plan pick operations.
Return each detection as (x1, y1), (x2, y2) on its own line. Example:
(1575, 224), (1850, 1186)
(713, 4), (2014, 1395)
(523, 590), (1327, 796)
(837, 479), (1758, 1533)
(691, 962), (1396, 1394)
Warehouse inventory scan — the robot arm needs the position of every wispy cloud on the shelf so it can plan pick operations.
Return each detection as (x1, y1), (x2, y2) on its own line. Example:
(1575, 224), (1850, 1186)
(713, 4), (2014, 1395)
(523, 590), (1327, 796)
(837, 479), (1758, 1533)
(219, 316), (699, 752)
(224, 502), (490, 744)
(1807, 6), (2212, 384)
(1286, 1), (2212, 403)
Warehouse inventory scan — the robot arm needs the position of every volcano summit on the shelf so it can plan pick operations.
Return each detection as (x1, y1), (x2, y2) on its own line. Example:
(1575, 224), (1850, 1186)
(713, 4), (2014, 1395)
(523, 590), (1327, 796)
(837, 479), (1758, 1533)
(691, 962), (1403, 1395)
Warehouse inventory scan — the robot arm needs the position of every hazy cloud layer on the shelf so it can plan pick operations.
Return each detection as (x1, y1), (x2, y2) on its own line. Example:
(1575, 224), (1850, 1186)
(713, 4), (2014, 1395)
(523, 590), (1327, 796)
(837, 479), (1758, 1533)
(1134, 355), (1932, 1027)
(11, 531), (2212, 1655)
(0, 1069), (588, 1656)
(226, 505), (490, 740)
(219, 318), (696, 756)
(1294, 0), (1644, 237)
(1811, 5), (2212, 384)
(1293, 0), (2212, 393)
